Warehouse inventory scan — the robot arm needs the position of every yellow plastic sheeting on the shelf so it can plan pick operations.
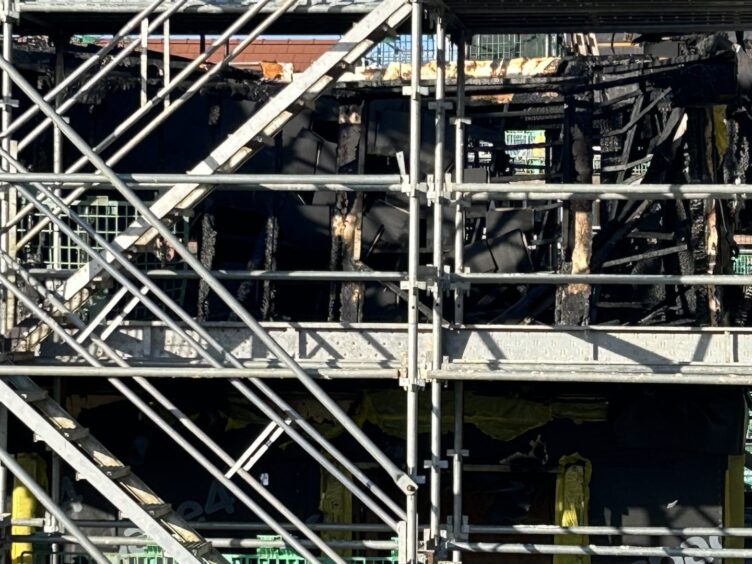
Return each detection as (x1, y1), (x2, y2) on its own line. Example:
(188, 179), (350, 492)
(724, 454), (744, 564)
(554, 453), (591, 564)
(354, 390), (607, 441)
(11, 453), (48, 564)
(222, 390), (607, 444)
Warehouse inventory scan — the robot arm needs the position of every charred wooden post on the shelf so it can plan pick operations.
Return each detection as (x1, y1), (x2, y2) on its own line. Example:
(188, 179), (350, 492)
(556, 91), (594, 325)
(330, 102), (365, 322)
(686, 107), (723, 325)
(197, 211), (216, 322)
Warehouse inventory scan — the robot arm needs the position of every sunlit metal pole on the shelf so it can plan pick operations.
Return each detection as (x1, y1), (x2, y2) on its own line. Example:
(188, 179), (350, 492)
(406, 1), (423, 561)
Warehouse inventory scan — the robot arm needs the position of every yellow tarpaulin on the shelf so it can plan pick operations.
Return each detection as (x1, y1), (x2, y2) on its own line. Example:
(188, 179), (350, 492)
(223, 390), (607, 443)
(554, 453), (591, 564)
(724, 454), (744, 564)
(11, 453), (48, 564)
(319, 459), (353, 555)
(321, 390), (606, 441)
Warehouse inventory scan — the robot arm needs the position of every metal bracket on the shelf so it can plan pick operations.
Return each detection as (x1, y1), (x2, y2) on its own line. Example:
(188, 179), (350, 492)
(291, 98), (317, 111)
(400, 280), (428, 291)
(253, 132), (276, 147)
(0, 7), (19, 23)
(402, 85), (430, 97)
(450, 117), (472, 126)
(423, 459), (449, 470)
(426, 175), (448, 204)
(0, 97), (19, 110)
(446, 448), (469, 457)
(399, 375), (426, 390)
(425, 264), (446, 294)
(397, 521), (407, 564)
(395, 151), (412, 194)
(428, 100), (454, 111)
(449, 280), (470, 292)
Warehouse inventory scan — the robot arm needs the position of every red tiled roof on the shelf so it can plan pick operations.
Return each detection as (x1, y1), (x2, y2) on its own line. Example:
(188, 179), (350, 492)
(144, 38), (336, 71)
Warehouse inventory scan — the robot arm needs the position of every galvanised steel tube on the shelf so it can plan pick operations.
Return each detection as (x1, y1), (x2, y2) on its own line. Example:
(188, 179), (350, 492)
(0, 267), (325, 564)
(26, 269), (407, 282)
(451, 381), (464, 564)
(0, 250), (348, 564)
(430, 370), (752, 385)
(0, 0), (12, 520)
(40, 521), (752, 538)
(51, 183), (402, 192)
(0, 446), (110, 564)
(448, 542), (752, 559)
(405, 2), (423, 562)
(452, 31), (466, 329)
(0, 0), (171, 142)
(0, 172), (402, 185)
(66, 521), (397, 533)
(8, 365), (752, 385)
(451, 32), (466, 564)
(454, 183), (752, 199)
(466, 525), (752, 537)
(0, 160), (403, 529)
(456, 273), (752, 285)
(429, 10), (446, 545)
(0, 366), (400, 379)
(0, 57), (417, 497)
(17, 535), (399, 551)
(20, 270), (750, 287)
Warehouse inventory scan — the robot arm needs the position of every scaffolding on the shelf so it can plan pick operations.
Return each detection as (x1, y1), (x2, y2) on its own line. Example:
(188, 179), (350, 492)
(0, 0), (751, 563)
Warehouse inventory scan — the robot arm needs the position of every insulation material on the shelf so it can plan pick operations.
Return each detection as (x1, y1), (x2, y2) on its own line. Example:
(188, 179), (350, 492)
(554, 453), (591, 564)
(340, 57), (561, 82)
(11, 453), (48, 564)
(724, 454), (744, 564)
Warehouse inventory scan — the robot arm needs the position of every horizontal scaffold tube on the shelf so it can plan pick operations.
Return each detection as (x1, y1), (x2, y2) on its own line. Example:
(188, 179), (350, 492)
(8, 365), (752, 386)
(456, 183), (752, 199)
(13, 535), (398, 551)
(466, 524), (752, 537)
(448, 541), (752, 559)
(23, 270), (752, 286)
(455, 273), (752, 285)
(0, 172), (402, 187)
(27, 269), (406, 281)
(0, 366), (399, 379)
